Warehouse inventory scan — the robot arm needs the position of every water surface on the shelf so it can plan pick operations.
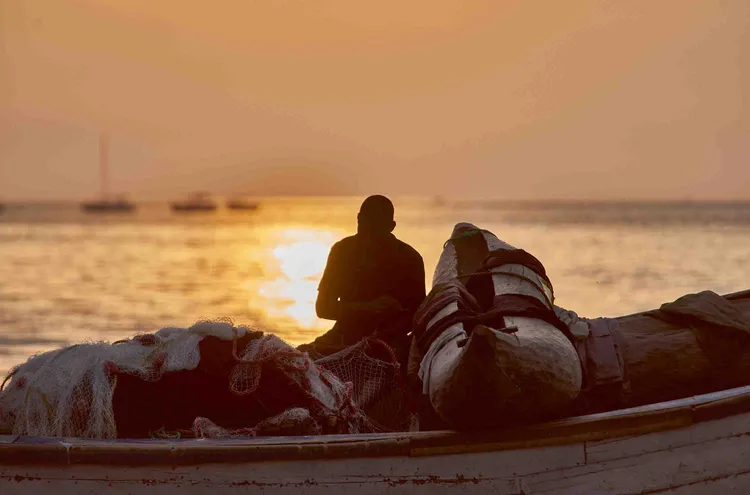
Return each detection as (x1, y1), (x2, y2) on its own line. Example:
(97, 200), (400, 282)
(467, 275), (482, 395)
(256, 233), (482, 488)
(1, 198), (748, 376)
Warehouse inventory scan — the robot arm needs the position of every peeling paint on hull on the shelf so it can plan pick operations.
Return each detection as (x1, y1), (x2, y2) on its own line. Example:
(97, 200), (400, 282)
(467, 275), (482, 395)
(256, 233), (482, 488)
(5, 384), (750, 494)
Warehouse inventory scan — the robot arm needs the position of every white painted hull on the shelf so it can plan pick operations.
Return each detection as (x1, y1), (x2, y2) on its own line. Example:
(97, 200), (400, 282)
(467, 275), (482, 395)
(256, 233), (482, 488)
(421, 223), (581, 427)
(3, 386), (750, 494)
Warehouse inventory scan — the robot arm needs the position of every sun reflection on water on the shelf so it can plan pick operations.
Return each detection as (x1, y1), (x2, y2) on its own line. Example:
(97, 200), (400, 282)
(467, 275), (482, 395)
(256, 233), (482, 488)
(252, 227), (343, 340)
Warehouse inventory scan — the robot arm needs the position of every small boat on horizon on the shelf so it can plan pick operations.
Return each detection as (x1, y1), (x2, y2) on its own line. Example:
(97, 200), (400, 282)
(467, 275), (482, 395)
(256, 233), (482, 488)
(81, 196), (137, 213)
(226, 198), (260, 211)
(170, 192), (218, 212)
(81, 134), (137, 214)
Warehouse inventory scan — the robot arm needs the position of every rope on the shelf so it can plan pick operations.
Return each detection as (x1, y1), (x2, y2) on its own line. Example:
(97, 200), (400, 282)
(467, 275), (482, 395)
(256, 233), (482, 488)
(412, 281), (482, 354)
(0, 367), (19, 392)
(458, 270), (554, 309)
(412, 248), (572, 356)
(482, 248), (553, 293)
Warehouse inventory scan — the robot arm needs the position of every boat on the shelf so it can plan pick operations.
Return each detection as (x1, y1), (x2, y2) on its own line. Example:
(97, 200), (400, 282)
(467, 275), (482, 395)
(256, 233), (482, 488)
(226, 198), (260, 211)
(4, 222), (750, 493)
(170, 192), (218, 212)
(80, 135), (137, 213)
(81, 195), (137, 213)
(3, 385), (750, 493)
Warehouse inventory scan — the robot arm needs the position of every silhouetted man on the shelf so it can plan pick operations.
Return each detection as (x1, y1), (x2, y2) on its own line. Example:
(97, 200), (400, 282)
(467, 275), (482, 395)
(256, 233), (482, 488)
(306, 195), (425, 358)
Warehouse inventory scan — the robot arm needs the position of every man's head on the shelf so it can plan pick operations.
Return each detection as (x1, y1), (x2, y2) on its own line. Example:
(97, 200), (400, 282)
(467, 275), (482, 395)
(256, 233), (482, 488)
(357, 195), (396, 235)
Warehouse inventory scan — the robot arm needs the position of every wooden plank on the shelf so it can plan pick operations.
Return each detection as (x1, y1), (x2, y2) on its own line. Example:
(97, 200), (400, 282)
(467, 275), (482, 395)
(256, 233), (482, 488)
(68, 436), (412, 466)
(8, 426), (750, 495)
(410, 412), (690, 456)
(0, 441), (584, 480)
(0, 444), (583, 494)
(650, 470), (750, 494)
(693, 390), (750, 422)
(409, 384), (750, 455)
(587, 410), (750, 463)
(528, 428), (750, 494)
(0, 476), (528, 495)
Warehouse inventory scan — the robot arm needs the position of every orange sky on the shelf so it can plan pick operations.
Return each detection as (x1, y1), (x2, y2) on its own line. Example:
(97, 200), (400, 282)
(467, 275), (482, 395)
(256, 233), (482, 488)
(1, 0), (748, 200)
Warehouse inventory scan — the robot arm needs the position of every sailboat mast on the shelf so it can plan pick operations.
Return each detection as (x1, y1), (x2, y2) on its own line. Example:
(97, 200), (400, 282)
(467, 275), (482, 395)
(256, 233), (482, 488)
(99, 134), (109, 199)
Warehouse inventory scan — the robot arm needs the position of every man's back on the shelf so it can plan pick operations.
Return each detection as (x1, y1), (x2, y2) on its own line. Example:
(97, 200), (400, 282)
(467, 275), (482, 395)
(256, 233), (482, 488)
(318, 233), (425, 342)
(311, 195), (426, 352)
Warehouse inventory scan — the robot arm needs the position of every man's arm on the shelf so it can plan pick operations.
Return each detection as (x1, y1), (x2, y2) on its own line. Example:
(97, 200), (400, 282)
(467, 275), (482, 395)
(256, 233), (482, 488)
(316, 243), (345, 320)
(316, 289), (396, 321)
(315, 289), (340, 321)
(316, 243), (403, 321)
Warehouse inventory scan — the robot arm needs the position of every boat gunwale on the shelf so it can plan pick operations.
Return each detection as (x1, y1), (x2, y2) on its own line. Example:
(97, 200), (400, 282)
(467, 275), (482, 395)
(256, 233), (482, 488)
(3, 383), (750, 467)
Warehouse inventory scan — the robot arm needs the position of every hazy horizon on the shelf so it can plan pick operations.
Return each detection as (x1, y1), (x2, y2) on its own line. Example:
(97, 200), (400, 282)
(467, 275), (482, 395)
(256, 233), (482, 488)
(6, 196), (750, 206)
(1, 1), (748, 201)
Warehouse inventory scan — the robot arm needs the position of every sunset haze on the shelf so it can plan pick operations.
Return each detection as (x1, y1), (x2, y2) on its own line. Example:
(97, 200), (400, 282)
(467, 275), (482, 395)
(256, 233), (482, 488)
(1, 0), (748, 200)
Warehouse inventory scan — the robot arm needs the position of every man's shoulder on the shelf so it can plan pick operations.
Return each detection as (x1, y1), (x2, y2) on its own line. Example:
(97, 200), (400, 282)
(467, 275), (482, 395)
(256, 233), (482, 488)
(392, 237), (424, 264)
(333, 235), (358, 247)
(334, 234), (422, 264)
(330, 235), (358, 254)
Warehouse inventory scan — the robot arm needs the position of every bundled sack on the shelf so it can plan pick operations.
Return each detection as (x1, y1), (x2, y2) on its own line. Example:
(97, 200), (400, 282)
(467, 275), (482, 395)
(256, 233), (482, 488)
(411, 223), (582, 429)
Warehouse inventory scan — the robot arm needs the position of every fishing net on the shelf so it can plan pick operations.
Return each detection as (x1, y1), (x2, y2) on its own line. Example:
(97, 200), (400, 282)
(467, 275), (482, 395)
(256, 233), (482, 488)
(0, 321), (410, 439)
(316, 338), (413, 433)
(0, 322), (242, 438)
(191, 408), (322, 438)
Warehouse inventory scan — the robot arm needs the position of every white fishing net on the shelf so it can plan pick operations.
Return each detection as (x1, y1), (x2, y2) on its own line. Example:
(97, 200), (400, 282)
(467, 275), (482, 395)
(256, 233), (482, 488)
(0, 321), (246, 438)
(0, 322), (407, 439)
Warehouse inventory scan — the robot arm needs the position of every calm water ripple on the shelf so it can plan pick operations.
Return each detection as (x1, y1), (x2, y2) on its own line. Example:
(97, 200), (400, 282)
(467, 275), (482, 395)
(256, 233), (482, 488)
(1, 198), (748, 376)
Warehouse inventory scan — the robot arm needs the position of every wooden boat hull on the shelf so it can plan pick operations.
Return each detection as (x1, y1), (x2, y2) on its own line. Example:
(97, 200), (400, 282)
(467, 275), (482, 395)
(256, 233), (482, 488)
(3, 386), (750, 494)
(420, 223), (581, 427)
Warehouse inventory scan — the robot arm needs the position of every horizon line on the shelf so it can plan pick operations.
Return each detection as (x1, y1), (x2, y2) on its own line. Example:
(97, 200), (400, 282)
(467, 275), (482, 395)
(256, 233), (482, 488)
(3, 196), (750, 205)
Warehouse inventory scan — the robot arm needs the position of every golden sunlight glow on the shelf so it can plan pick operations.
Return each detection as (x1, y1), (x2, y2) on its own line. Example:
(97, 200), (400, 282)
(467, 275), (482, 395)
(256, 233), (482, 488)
(251, 227), (342, 336)
(274, 240), (331, 280)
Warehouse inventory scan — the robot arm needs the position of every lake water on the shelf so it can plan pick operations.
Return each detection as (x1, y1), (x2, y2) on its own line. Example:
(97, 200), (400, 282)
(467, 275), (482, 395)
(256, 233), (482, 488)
(1, 198), (749, 377)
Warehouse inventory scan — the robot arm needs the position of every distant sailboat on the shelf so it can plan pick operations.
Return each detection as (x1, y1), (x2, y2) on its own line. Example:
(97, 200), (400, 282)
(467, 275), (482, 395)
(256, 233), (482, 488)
(170, 192), (218, 212)
(226, 197), (260, 211)
(81, 135), (137, 213)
